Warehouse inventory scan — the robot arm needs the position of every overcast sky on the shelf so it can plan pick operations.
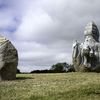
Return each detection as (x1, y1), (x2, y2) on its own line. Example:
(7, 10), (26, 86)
(0, 0), (100, 72)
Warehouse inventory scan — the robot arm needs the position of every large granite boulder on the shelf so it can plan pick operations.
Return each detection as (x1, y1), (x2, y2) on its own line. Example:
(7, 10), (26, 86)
(0, 35), (18, 80)
(72, 22), (100, 72)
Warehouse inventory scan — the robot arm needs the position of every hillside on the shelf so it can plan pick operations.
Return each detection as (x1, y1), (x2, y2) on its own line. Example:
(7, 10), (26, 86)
(0, 73), (100, 100)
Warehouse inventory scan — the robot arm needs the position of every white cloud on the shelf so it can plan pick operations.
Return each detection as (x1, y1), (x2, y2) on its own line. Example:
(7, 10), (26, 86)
(14, 10), (54, 41)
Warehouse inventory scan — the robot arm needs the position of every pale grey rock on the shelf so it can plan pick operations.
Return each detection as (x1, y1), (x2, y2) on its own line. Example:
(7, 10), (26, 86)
(72, 22), (100, 72)
(0, 35), (18, 80)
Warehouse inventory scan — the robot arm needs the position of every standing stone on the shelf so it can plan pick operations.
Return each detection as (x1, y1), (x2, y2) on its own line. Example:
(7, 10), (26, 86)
(72, 22), (100, 72)
(0, 35), (18, 80)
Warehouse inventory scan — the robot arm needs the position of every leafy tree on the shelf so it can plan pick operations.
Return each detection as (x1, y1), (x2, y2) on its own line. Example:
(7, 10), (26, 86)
(51, 62), (75, 72)
(17, 69), (21, 73)
(67, 64), (75, 72)
(51, 62), (67, 72)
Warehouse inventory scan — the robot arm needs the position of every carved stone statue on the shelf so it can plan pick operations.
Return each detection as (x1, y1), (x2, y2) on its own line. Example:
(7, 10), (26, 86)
(72, 22), (100, 72)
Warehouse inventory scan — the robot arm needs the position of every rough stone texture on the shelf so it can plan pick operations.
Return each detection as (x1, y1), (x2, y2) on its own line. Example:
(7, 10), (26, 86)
(72, 22), (100, 72)
(0, 35), (18, 80)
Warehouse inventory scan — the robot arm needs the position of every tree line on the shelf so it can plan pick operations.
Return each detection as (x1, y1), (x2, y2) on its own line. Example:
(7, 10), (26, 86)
(17, 62), (75, 74)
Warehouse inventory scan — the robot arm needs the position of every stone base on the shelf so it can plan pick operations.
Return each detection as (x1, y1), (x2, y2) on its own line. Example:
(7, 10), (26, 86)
(74, 64), (100, 72)
(0, 63), (17, 81)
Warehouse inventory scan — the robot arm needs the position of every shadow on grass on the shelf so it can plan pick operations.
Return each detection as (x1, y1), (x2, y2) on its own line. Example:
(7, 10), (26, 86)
(16, 77), (34, 80)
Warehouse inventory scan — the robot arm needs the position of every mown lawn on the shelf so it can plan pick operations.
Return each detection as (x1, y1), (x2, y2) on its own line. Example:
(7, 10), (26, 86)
(0, 72), (100, 100)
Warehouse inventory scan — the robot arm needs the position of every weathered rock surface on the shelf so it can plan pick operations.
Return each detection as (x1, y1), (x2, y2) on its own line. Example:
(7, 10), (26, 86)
(72, 22), (100, 72)
(0, 35), (18, 80)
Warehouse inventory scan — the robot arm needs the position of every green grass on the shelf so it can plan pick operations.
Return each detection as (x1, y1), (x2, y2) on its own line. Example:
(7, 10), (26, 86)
(0, 73), (100, 100)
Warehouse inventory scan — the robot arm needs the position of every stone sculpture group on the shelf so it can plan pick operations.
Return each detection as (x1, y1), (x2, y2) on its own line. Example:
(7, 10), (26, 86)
(72, 22), (100, 72)
(0, 21), (100, 81)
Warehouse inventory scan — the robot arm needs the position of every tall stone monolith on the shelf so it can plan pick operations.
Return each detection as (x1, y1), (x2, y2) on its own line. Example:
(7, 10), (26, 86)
(0, 35), (18, 80)
(72, 22), (100, 72)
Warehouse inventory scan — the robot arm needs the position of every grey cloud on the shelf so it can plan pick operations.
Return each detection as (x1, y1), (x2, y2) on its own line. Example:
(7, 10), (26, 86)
(0, 0), (100, 72)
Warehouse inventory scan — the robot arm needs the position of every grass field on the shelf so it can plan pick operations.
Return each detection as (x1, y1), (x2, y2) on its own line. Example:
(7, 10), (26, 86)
(0, 72), (100, 100)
